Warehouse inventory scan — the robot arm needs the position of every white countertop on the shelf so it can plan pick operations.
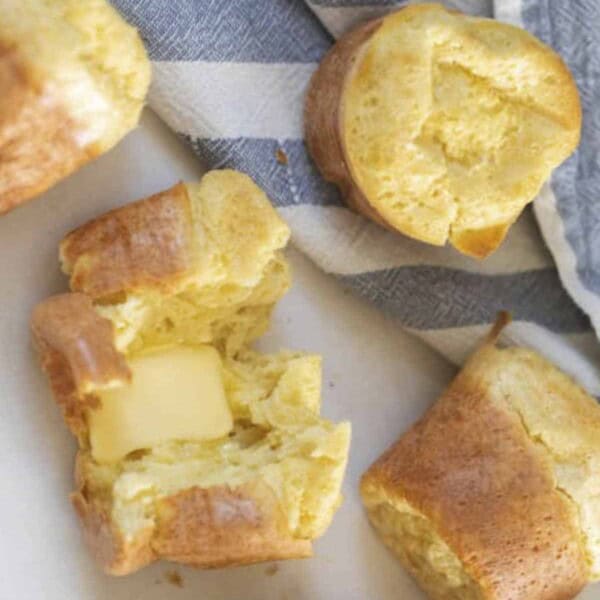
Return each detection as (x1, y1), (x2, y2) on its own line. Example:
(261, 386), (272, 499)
(0, 111), (595, 599)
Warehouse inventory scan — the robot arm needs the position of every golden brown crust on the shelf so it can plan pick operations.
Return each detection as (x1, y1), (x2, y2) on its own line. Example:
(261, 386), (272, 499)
(361, 336), (588, 599)
(153, 482), (312, 569)
(60, 183), (196, 300)
(450, 220), (516, 260)
(31, 293), (130, 436)
(304, 19), (389, 228)
(0, 43), (92, 214)
(73, 452), (311, 576)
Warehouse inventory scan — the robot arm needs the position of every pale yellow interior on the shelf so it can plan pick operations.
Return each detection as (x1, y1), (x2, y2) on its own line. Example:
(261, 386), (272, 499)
(362, 490), (484, 600)
(97, 175), (292, 356)
(85, 349), (350, 542)
(342, 4), (578, 255)
(80, 174), (351, 543)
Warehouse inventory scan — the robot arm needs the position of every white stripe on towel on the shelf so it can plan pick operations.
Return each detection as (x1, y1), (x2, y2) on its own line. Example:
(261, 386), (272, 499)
(493, 0), (524, 25)
(151, 61), (316, 140)
(411, 321), (600, 395)
(279, 204), (553, 276)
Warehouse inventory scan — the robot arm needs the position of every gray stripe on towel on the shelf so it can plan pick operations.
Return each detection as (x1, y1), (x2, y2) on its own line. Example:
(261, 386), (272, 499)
(308, 0), (402, 5)
(111, 0), (332, 62)
(522, 0), (600, 297)
(182, 136), (344, 208)
(339, 266), (591, 333)
(307, 0), (492, 16)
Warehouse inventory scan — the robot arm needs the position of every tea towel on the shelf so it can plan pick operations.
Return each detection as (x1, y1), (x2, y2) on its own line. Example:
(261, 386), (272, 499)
(111, 0), (600, 394)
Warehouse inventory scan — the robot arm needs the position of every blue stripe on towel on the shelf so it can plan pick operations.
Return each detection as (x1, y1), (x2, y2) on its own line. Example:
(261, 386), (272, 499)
(111, 0), (332, 62)
(339, 266), (591, 333)
(308, 0), (401, 5)
(307, 0), (491, 14)
(182, 136), (344, 207)
(522, 0), (600, 297)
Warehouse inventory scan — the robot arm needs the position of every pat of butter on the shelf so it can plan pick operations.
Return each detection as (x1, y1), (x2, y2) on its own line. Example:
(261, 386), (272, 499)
(89, 345), (233, 463)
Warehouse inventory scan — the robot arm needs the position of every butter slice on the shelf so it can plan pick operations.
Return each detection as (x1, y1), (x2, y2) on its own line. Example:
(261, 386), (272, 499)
(90, 345), (233, 463)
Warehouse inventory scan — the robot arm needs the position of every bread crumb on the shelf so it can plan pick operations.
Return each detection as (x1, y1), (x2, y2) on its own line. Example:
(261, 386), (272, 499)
(165, 570), (183, 587)
(276, 149), (288, 165)
(265, 563), (279, 576)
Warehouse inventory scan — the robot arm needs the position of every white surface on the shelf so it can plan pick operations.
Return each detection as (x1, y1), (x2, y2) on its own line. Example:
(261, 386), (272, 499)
(0, 111), (596, 599)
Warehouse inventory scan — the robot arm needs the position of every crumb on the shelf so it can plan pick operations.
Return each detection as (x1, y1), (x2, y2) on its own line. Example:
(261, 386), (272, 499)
(154, 578), (162, 585)
(265, 563), (279, 576)
(165, 570), (183, 588)
(328, 381), (335, 389)
(276, 149), (288, 165)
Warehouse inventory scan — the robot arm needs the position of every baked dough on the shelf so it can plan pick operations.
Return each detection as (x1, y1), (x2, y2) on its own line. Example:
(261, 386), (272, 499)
(32, 171), (351, 575)
(0, 0), (150, 214)
(361, 316), (599, 600)
(305, 3), (581, 258)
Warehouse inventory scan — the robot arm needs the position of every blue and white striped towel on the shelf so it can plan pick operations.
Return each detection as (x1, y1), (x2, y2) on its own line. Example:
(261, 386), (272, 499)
(112, 0), (600, 394)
